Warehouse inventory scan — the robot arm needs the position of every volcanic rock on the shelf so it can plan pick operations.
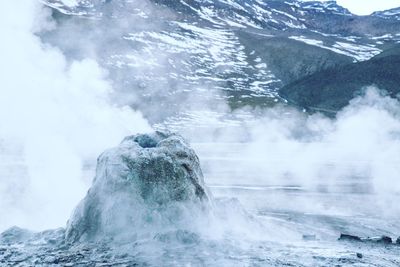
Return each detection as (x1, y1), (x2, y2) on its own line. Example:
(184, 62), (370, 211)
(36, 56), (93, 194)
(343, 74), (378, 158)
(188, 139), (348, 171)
(65, 131), (211, 243)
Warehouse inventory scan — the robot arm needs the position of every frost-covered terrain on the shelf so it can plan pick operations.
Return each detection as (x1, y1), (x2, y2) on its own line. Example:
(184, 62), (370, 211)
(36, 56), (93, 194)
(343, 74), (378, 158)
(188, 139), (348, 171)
(1, 0), (400, 266)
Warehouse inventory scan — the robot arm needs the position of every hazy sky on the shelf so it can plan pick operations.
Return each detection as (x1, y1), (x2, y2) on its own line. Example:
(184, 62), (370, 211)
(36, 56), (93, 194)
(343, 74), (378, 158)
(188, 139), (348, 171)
(337, 0), (400, 15)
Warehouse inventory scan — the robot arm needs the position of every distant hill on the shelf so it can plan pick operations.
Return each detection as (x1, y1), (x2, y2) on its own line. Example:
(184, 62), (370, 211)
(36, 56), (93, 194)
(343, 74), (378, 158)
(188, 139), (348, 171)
(279, 45), (400, 115)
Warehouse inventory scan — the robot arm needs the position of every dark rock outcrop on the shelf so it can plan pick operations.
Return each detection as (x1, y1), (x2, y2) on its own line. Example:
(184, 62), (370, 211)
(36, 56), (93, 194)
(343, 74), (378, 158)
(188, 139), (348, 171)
(65, 131), (211, 243)
(339, 233), (394, 244)
(365, 236), (392, 244)
(339, 233), (362, 242)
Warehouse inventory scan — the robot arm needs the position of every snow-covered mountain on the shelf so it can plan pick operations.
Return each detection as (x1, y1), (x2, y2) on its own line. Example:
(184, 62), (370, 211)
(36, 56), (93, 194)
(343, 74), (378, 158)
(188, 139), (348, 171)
(373, 7), (400, 20)
(40, 0), (400, 121)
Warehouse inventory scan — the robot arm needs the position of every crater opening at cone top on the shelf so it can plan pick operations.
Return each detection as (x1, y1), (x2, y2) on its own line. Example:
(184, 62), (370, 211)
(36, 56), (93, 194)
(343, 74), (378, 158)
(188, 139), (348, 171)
(134, 135), (158, 148)
(133, 131), (168, 148)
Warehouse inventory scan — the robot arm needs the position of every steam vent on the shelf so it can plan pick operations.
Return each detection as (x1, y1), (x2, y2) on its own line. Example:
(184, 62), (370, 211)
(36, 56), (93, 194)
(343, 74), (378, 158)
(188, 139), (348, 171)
(65, 131), (211, 242)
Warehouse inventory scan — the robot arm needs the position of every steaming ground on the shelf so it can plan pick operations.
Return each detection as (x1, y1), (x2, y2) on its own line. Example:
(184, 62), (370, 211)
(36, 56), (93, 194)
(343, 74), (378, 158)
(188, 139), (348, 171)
(0, 1), (150, 231)
(3, 86), (400, 265)
(157, 89), (400, 266)
(1, 1), (400, 266)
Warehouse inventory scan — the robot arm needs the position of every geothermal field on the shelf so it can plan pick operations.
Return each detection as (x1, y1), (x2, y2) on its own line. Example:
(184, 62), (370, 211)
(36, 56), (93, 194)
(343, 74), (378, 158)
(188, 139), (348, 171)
(1, 0), (400, 266)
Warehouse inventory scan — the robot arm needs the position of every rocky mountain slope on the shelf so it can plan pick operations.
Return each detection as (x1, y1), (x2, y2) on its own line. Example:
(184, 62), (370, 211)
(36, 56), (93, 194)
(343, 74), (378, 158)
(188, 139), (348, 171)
(373, 7), (400, 21)
(40, 0), (400, 121)
(280, 45), (400, 114)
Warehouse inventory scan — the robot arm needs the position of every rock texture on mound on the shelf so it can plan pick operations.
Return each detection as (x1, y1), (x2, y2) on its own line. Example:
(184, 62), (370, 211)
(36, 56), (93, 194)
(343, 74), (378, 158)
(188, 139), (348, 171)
(66, 131), (211, 243)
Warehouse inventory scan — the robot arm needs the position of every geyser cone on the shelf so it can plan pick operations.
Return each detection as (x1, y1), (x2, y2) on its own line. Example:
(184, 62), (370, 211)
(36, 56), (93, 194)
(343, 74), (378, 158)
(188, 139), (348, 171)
(65, 131), (212, 243)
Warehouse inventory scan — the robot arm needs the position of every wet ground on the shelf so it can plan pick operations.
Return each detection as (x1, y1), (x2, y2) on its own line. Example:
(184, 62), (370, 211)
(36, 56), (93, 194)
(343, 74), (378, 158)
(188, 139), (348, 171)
(1, 142), (400, 266)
